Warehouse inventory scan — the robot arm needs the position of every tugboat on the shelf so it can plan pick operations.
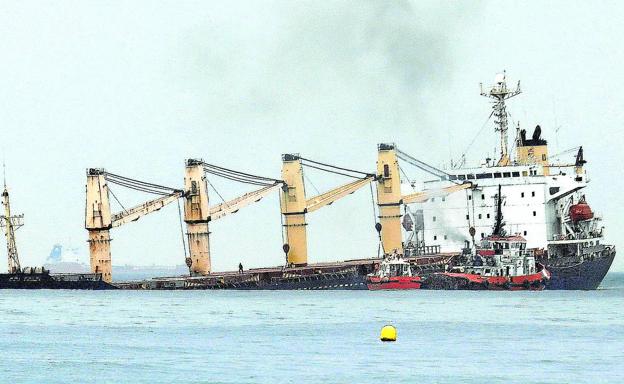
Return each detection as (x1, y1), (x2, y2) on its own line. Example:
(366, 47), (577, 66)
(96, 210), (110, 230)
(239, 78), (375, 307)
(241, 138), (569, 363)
(427, 234), (550, 290)
(422, 185), (550, 290)
(366, 252), (422, 290)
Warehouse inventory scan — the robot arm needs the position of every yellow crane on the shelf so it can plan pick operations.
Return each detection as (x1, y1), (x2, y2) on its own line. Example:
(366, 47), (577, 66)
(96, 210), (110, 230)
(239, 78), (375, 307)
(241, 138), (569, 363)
(280, 154), (375, 266)
(85, 169), (184, 283)
(375, 144), (473, 255)
(183, 159), (284, 275)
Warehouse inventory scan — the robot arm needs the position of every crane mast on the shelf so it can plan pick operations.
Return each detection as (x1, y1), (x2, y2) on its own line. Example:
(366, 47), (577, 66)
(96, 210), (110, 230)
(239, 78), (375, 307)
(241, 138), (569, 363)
(376, 144), (403, 255)
(280, 154), (375, 266)
(375, 143), (474, 256)
(1, 184), (24, 274)
(183, 159), (211, 276)
(85, 168), (183, 283)
(280, 155), (309, 266)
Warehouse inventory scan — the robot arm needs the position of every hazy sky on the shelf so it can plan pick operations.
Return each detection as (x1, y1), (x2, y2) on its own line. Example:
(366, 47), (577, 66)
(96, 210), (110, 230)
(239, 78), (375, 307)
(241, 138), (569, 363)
(1, 0), (622, 273)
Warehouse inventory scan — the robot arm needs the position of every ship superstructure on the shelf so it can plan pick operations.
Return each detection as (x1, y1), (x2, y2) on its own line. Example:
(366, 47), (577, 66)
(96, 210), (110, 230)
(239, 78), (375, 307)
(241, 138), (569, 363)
(402, 73), (615, 289)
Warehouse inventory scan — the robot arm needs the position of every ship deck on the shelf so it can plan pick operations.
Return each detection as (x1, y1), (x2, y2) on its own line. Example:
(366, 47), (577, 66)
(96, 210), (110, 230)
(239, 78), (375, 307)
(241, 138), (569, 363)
(113, 254), (457, 290)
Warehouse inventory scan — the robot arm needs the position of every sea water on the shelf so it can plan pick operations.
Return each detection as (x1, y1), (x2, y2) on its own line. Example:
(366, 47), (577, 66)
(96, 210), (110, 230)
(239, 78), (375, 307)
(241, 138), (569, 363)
(1, 273), (622, 384)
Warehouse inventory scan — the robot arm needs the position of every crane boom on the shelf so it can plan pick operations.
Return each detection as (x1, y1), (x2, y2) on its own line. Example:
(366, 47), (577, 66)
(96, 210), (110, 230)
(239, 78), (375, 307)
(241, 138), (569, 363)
(305, 176), (374, 213)
(209, 183), (282, 221)
(402, 182), (472, 205)
(111, 191), (183, 228)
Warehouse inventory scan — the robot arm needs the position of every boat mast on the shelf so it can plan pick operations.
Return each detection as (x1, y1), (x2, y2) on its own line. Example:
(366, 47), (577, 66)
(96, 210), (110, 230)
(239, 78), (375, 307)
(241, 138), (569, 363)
(491, 185), (507, 237)
(1, 166), (24, 274)
(480, 72), (521, 166)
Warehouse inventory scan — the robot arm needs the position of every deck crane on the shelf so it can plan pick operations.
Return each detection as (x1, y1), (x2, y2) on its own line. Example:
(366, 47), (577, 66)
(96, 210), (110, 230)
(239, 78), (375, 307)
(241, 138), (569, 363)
(376, 143), (473, 255)
(85, 169), (183, 283)
(183, 159), (283, 275)
(1, 183), (24, 274)
(280, 154), (376, 266)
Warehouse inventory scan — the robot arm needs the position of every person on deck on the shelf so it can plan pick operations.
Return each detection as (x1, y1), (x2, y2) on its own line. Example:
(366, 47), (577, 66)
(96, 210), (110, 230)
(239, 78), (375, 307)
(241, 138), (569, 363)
(238, 262), (244, 274)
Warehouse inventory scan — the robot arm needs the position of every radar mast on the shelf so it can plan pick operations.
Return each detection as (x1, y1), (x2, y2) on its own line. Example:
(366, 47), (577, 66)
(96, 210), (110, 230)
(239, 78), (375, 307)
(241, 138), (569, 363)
(480, 72), (521, 166)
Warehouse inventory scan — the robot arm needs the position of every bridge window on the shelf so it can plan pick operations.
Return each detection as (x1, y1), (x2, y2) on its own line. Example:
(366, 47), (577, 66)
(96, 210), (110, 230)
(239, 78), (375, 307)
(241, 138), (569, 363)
(476, 173), (493, 179)
(503, 172), (511, 177)
(458, 175), (466, 181)
(512, 171), (520, 177)
(494, 172), (502, 178)
(449, 175), (458, 181)
(550, 187), (560, 195)
(383, 164), (390, 178)
(467, 174), (475, 180)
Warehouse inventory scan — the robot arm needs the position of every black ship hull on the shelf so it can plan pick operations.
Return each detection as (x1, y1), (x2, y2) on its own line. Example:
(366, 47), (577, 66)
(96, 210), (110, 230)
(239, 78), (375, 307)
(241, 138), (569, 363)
(543, 249), (616, 290)
(0, 272), (116, 290)
(188, 269), (368, 290)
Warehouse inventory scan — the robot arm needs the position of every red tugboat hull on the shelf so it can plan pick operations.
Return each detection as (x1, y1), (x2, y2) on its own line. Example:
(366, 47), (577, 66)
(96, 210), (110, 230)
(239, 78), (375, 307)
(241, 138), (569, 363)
(367, 276), (422, 290)
(440, 268), (550, 290)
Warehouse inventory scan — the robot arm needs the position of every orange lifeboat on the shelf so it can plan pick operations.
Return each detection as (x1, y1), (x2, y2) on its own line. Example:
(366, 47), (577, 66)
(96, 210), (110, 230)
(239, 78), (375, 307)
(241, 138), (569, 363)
(569, 198), (594, 222)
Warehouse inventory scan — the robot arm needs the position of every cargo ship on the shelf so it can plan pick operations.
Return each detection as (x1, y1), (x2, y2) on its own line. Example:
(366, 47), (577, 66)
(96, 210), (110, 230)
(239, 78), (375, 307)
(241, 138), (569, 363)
(400, 73), (615, 290)
(114, 73), (613, 291)
(0, 181), (114, 290)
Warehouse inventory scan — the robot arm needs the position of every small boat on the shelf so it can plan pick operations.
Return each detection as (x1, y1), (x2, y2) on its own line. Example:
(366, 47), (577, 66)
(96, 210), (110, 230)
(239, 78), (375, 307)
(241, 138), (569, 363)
(431, 234), (550, 290)
(424, 185), (550, 290)
(366, 254), (422, 290)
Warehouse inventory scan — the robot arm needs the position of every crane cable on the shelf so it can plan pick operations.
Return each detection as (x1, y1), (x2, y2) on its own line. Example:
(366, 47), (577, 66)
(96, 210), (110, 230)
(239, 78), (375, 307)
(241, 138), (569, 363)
(177, 198), (188, 260)
(200, 161), (282, 186)
(396, 148), (460, 185)
(457, 109), (495, 166)
(202, 167), (277, 187)
(368, 181), (383, 258)
(398, 165), (418, 192)
(300, 162), (366, 179)
(205, 177), (228, 205)
(104, 172), (181, 195)
(104, 172), (181, 192)
(201, 161), (280, 183)
(107, 186), (128, 214)
(297, 156), (374, 180)
(105, 178), (172, 196)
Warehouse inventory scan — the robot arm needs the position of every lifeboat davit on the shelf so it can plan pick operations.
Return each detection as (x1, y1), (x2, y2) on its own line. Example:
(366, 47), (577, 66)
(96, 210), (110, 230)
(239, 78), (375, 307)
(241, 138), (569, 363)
(569, 198), (594, 222)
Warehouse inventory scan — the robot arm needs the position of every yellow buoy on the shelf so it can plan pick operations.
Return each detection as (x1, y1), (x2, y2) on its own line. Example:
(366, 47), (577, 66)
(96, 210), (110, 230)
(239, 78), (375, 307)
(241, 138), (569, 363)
(380, 325), (397, 342)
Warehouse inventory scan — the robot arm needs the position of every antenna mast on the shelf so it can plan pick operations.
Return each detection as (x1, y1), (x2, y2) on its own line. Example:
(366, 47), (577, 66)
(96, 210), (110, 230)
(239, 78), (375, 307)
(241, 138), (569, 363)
(1, 168), (24, 274)
(480, 71), (521, 166)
